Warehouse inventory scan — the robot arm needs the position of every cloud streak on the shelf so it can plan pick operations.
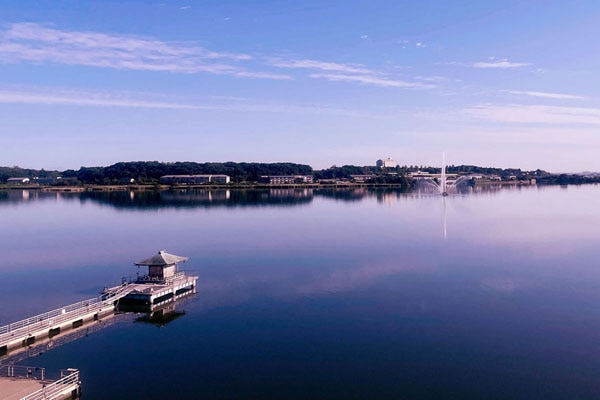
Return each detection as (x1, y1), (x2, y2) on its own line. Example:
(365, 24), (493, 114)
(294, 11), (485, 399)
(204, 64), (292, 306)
(309, 73), (433, 89)
(506, 90), (586, 100)
(269, 58), (372, 74)
(0, 87), (380, 117)
(447, 59), (531, 69)
(473, 59), (530, 69)
(0, 22), (290, 79)
(0, 88), (208, 110)
(466, 104), (600, 125)
(1, 23), (434, 89)
(271, 57), (432, 89)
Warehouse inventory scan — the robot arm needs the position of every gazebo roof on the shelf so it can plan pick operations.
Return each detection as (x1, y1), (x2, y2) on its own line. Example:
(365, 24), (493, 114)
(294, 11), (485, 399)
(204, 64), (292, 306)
(135, 250), (189, 266)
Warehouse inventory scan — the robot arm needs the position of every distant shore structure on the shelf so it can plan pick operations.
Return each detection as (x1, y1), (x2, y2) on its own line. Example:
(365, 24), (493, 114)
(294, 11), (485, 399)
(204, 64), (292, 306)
(376, 157), (397, 169)
(160, 174), (230, 185)
(260, 175), (314, 184)
(6, 177), (30, 184)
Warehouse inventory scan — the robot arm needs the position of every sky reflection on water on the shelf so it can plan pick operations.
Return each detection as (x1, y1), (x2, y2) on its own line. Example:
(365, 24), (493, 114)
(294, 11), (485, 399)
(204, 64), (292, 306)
(1, 185), (600, 398)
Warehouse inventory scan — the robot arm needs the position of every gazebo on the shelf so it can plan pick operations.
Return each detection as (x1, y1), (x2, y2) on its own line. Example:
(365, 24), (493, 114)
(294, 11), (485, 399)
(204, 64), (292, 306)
(135, 250), (189, 282)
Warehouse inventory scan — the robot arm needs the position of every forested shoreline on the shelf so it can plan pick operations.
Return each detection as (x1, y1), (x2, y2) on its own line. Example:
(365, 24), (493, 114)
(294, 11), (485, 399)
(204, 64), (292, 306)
(1, 161), (599, 186)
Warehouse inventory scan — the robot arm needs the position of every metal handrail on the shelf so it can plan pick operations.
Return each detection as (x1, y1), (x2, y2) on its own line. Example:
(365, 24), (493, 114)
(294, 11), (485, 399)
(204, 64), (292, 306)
(20, 368), (80, 400)
(135, 271), (187, 284)
(1, 365), (46, 380)
(0, 283), (133, 345)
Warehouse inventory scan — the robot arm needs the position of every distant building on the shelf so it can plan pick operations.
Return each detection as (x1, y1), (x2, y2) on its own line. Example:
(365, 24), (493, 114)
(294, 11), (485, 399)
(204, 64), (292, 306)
(260, 175), (313, 184)
(33, 177), (62, 185)
(350, 174), (375, 183)
(210, 175), (230, 184)
(409, 171), (459, 180)
(376, 157), (397, 169)
(7, 177), (30, 184)
(471, 175), (501, 181)
(160, 175), (230, 185)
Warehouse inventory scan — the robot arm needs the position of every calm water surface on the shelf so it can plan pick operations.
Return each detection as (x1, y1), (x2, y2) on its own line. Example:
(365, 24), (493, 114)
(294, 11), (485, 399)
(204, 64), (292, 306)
(1, 185), (600, 399)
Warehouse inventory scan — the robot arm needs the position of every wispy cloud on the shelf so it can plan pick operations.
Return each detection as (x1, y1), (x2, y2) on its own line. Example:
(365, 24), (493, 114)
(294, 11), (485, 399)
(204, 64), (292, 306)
(473, 59), (530, 69)
(506, 90), (586, 100)
(466, 104), (600, 125)
(1, 23), (432, 89)
(269, 58), (372, 74)
(309, 73), (434, 89)
(0, 22), (291, 79)
(232, 71), (292, 80)
(0, 88), (209, 110)
(270, 57), (432, 89)
(0, 87), (378, 117)
(414, 75), (446, 83)
(446, 59), (531, 69)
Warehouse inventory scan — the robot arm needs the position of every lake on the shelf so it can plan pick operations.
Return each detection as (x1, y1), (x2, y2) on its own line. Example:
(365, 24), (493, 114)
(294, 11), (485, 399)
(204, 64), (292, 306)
(1, 184), (600, 399)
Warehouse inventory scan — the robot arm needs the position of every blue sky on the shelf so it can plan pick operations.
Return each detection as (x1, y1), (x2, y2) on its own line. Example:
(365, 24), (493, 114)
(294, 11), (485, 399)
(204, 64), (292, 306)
(1, 1), (599, 172)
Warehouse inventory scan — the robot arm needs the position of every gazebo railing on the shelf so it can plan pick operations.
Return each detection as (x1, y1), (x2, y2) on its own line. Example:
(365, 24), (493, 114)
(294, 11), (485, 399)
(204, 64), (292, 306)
(134, 271), (187, 284)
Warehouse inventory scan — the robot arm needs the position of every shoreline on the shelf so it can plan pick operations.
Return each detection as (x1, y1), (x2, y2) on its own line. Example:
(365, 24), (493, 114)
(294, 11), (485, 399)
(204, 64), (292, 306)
(1, 180), (594, 192)
(0, 182), (413, 192)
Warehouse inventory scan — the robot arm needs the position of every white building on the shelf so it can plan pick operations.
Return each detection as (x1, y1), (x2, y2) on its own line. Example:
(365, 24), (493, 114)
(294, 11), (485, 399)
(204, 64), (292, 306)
(260, 175), (313, 184)
(7, 177), (30, 184)
(376, 157), (397, 168)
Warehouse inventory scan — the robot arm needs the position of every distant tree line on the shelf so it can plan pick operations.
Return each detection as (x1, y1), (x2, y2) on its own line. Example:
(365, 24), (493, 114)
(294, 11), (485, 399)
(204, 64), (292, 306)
(535, 174), (600, 185)
(0, 166), (61, 182)
(2, 162), (600, 186)
(314, 165), (383, 179)
(1, 162), (313, 185)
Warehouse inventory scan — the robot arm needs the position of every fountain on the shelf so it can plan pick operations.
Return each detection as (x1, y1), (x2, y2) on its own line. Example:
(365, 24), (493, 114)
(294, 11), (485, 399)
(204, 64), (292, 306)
(441, 152), (448, 196)
(413, 152), (471, 195)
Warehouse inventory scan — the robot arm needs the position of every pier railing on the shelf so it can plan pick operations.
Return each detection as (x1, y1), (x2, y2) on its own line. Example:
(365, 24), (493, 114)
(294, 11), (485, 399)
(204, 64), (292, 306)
(1, 364), (45, 380)
(0, 283), (133, 346)
(20, 368), (80, 400)
(134, 271), (188, 284)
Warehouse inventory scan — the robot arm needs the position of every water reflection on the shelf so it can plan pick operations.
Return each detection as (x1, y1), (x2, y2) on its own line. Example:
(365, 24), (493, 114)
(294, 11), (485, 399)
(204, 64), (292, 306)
(0, 185), (520, 210)
(0, 294), (194, 367)
(0, 188), (316, 209)
(0, 187), (399, 209)
(0, 312), (134, 368)
(2, 185), (600, 398)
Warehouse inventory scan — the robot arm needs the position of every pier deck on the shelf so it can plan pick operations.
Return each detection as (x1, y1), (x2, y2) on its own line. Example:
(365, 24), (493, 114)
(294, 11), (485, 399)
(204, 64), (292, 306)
(1, 274), (197, 357)
(0, 378), (45, 400)
(112, 273), (197, 306)
(0, 283), (133, 356)
(0, 366), (80, 400)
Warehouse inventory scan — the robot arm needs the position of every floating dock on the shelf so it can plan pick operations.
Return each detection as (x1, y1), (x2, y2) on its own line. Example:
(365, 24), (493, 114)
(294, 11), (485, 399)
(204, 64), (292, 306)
(0, 250), (196, 399)
(0, 286), (131, 358)
(103, 250), (197, 307)
(1, 250), (196, 358)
